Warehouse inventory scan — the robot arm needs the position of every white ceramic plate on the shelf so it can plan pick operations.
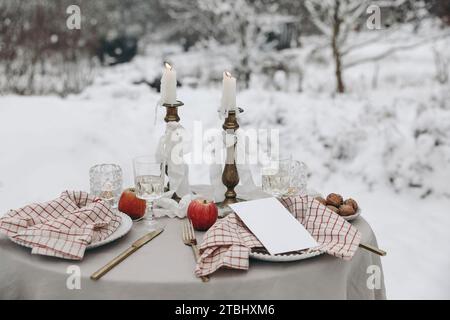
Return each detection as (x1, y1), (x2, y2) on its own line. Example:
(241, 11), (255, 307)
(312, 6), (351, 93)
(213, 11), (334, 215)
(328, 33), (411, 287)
(87, 212), (132, 249)
(9, 212), (133, 251)
(249, 249), (323, 262)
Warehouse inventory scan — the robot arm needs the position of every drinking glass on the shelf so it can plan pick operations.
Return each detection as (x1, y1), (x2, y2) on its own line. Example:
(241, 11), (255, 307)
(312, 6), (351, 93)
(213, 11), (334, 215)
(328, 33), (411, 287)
(261, 158), (308, 197)
(288, 160), (308, 196)
(133, 156), (165, 229)
(262, 159), (291, 197)
(89, 164), (123, 207)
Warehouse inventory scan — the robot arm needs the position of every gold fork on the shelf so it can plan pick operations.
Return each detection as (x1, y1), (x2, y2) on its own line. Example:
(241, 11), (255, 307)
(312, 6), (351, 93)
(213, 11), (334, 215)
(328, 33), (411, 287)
(182, 219), (210, 283)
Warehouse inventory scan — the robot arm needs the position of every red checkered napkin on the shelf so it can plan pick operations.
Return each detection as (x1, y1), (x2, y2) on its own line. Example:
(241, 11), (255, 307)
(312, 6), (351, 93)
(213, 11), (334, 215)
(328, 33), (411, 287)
(195, 195), (361, 277)
(0, 191), (121, 260)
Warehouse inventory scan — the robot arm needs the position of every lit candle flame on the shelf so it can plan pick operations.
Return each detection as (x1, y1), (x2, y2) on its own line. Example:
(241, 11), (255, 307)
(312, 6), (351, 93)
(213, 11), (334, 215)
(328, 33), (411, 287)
(225, 71), (232, 78)
(165, 62), (172, 70)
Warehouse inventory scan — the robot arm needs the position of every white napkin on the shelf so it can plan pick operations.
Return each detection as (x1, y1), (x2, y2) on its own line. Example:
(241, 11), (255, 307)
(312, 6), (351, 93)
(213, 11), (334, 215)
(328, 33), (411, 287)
(156, 122), (191, 197)
(152, 191), (201, 218)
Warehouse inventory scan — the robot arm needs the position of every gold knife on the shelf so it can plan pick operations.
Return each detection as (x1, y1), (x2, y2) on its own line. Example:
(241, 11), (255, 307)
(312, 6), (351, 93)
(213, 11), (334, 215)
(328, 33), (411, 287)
(359, 243), (386, 256)
(91, 228), (164, 280)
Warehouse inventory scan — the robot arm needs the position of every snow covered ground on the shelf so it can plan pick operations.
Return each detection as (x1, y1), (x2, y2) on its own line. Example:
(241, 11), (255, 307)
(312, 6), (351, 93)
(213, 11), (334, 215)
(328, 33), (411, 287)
(1, 35), (450, 299)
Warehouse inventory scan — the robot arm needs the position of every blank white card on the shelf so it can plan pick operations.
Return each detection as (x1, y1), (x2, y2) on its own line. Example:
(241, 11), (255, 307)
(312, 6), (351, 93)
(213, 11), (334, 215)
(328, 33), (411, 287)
(229, 197), (318, 255)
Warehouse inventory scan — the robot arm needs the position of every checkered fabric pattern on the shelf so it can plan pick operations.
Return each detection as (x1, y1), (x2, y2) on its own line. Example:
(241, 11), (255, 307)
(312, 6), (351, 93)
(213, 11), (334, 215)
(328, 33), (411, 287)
(195, 195), (361, 277)
(0, 191), (120, 260)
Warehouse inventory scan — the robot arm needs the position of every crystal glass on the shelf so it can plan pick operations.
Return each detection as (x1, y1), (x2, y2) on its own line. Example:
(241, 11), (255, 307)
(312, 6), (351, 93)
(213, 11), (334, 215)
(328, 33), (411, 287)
(133, 156), (164, 229)
(89, 164), (123, 207)
(262, 159), (291, 197)
(261, 157), (308, 197)
(288, 160), (308, 196)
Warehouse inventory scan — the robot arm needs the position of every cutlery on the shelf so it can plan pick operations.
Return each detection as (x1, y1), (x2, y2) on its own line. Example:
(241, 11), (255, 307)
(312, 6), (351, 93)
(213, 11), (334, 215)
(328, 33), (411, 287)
(359, 243), (386, 256)
(182, 219), (210, 283)
(91, 228), (164, 280)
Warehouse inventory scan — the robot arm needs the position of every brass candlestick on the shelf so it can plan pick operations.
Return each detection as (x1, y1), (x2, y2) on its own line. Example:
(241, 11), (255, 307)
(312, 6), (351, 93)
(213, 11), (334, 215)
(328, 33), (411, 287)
(162, 100), (184, 202)
(163, 101), (183, 122)
(220, 108), (244, 207)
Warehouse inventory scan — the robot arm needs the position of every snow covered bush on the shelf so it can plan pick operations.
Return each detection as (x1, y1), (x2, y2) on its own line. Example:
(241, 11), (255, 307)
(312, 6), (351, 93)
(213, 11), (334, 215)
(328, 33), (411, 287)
(386, 94), (450, 197)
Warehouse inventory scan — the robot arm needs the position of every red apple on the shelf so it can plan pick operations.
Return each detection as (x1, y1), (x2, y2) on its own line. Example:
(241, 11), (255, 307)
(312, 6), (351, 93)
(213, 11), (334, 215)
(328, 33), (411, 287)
(118, 188), (146, 220)
(187, 199), (218, 231)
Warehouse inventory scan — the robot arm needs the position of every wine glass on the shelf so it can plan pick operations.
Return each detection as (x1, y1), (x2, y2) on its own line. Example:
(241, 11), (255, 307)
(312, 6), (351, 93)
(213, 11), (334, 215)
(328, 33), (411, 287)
(133, 156), (165, 229)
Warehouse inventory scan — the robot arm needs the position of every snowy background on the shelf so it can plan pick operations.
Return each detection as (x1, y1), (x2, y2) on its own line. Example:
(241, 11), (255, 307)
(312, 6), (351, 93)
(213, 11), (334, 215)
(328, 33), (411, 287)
(1, 0), (450, 299)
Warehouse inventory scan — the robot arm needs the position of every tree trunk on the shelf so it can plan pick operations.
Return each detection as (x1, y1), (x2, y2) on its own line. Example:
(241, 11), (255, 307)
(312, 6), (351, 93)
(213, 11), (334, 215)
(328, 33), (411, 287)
(239, 20), (251, 89)
(241, 56), (251, 89)
(333, 42), (345, 93)
(332, 1), (345, 93)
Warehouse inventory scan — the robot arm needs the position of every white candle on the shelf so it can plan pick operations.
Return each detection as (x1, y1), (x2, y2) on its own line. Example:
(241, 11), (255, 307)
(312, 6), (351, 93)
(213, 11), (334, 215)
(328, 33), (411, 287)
(221, 71), (236, 112)
(160, 62), (177, 104)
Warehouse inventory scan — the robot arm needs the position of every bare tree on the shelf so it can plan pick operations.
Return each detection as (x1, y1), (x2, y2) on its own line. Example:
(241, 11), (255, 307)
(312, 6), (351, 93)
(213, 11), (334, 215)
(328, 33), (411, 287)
(432, 43), (449, 84)
(305, 0), (370, 93)
(305, 0), (450, 93)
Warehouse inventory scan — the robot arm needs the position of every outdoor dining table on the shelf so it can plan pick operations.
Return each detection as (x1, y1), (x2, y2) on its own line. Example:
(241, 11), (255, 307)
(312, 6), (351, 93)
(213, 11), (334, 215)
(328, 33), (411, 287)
(0, 186), (386, 300)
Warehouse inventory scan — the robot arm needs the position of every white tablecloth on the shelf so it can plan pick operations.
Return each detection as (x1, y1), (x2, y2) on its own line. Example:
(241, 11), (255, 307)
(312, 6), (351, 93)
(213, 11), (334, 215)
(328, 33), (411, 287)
(0, 187), (386, 300)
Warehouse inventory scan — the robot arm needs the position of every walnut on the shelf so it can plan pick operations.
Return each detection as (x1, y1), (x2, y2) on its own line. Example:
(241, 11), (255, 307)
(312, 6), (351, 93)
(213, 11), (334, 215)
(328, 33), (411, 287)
(339, 204), (356, 216)
(315, 197), (327, 206)
(326, 205), (340, 213)
(326, 193), (343, 207)
(344, 198), (358, 211)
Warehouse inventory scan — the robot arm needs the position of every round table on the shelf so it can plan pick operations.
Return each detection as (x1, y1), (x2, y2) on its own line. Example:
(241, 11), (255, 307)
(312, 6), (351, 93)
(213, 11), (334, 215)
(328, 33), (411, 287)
(0, 214), (386, 300)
